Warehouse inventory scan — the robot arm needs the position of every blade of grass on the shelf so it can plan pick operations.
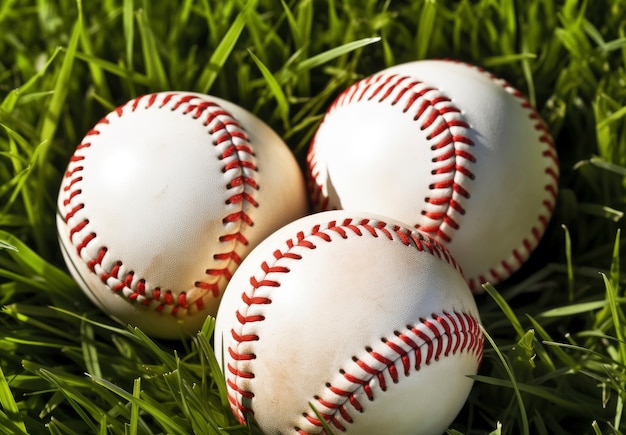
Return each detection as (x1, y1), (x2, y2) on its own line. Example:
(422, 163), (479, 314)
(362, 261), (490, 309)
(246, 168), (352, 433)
(136, 8), (170, 89)
(483, 53), (538, 67)
(602, 270), (626, 428)
(610, 229), (621, 291)
(48, 306), (138, 338)
(80, 320), (102, 379)
(0, 412), (29, 435)
(123, 0), (135, 70)
(587, 156), (626, 176)
(0, 240), (17, 251)
(46, 418), (82, 435)
(71, 51), (151, 86)
(77, 4), (111, 103)
(196, 0), (257, 94)
(527, 315), (579, 370)
(35, 370), (102, 434)
(0, 0), (16, 23)
(126, 327), (178, 372)
(0, 128), (43, 219)
(415, 0), (437, 59)
(538, 299), (619, 318)
(481, 325), (529, 435)
(542, 341), (622, 369)
(87, 374), (189, 435)
(520, 38), (536, 108)
(122, 0), (137, 97)
(596, 102), (626, 129)
(280, 0), (303, 49)
(591, 420), (603, 435)
(531, 409), (550, 435)
(97, 413), (107, 435)
(470, 375), (581, 408)
(563, 225), (575, 302)
(39, 1), (82, 150)
(293, 0), (313, 94)
(483, 283), (526, 338)
(0, 47), (61, 113)
(161, 360), (224, 434)
(2, 304), (83, 343)
(129, 377), (141, 435)
(0, 230), (77, 292)
(248, 50), (290, 129)
(0, 365), (26, 434)
(295, 37), (381, 72)
(199, 0), (218, 47)
(577, 202), (624, 222)
(308, 402), (336, 435)
(195, 325), (229, 408)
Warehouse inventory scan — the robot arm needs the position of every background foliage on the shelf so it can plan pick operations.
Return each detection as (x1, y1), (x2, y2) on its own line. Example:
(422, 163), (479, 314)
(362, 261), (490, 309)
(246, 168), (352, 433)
(1, 0), (626, 434)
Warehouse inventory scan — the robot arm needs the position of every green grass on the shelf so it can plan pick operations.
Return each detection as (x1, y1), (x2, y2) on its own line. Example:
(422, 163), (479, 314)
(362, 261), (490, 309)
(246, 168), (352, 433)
(1, 0), (626, 433)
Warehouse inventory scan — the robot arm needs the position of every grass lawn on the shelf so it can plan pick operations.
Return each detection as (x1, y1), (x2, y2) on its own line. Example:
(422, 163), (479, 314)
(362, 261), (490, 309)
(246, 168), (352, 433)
(1, 0), (626, 433)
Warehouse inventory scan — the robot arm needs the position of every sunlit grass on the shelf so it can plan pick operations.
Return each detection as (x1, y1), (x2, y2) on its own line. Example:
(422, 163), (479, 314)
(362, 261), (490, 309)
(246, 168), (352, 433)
(1, 0), (626, 433)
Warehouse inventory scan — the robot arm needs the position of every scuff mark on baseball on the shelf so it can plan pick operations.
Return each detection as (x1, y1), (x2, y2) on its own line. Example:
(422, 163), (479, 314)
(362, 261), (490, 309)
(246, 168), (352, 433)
(215, 210), (483, 434)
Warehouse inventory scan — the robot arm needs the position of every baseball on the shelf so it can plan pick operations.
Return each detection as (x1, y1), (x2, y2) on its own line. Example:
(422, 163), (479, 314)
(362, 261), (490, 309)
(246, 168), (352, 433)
(56, 92), (308, 339)
(214, 210), (483, 434)
(307, 59), (559, 292)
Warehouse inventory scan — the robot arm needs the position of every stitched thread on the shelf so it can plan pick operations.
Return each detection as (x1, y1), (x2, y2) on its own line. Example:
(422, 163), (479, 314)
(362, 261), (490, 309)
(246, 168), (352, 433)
(448, 60), (560, 291)
(60, 93), (259, 315)
(307, 61), (559, 292)
(225, 217), (481, 431)
(307, 73), (476, 245)
(299, 311), (483, 433)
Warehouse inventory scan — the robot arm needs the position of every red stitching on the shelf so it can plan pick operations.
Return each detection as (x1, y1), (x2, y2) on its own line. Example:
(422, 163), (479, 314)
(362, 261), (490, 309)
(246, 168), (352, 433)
(307, 72), (476, 245)
(309, 60), (559, 292)
(299, 311), (483, 433)
(224, 217), (472, 427)
(59, 93), (259, 314)
(443, 60), (560, 292)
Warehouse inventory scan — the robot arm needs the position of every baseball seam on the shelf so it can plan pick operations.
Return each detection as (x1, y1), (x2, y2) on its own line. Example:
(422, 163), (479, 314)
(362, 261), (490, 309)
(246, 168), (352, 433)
(225, 217), (482, 433)
(299, 310), (483, 434)
(306, 61), (560, 292)
(307, 72), (476, 244)
(60, 93), (259, 315)
(453, 60), (560, 291)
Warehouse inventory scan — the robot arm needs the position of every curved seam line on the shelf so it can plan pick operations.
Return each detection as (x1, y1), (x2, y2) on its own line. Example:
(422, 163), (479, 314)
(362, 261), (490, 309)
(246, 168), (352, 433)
(225, 218), (463, 424)
(60, 92), (259, 314)
(301, 311), (484, 433)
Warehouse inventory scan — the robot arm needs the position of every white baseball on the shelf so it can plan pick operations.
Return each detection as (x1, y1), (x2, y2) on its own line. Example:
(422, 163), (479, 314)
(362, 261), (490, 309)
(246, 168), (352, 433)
(307, 59), (559, 292)
(214, 210), (483, 435)
(56, 92), (308, 339)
